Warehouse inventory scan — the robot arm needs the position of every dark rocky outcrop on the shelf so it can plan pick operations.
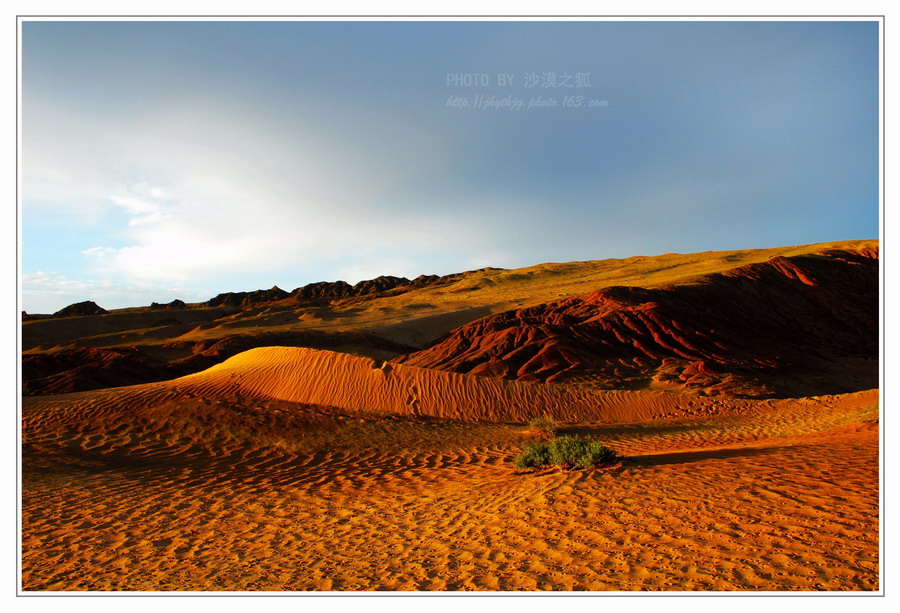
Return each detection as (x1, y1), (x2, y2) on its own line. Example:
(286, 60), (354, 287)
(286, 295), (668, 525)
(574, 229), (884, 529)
(288, 275), (432, 301)
(53, 301), (108, 318)
(207, 286), (290, 308)
(150, 299), (187, 309)
(211, 270), (507, 308)
(291, 280), (355, 300)
(21, 311), (52, 322)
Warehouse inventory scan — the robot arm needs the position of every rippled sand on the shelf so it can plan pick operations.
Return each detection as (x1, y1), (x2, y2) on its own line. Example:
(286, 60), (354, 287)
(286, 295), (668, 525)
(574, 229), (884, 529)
(22, 348), (879, 591)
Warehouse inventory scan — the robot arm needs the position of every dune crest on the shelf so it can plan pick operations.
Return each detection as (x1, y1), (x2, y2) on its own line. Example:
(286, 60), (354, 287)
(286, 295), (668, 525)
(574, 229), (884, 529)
(160, 346), (870, 424)
(179, 346), (705, 422)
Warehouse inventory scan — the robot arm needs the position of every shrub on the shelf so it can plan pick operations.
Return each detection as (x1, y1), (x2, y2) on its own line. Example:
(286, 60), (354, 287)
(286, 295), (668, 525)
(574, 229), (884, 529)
(513, 441), (552, 469)
(527, 414), (558, 436)
(514, 434), (619, 470)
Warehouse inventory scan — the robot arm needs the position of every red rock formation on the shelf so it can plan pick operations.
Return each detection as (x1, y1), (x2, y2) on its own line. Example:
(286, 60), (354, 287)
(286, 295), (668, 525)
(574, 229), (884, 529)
(21, 347), (162, 395)
(395, 248), (878, 398)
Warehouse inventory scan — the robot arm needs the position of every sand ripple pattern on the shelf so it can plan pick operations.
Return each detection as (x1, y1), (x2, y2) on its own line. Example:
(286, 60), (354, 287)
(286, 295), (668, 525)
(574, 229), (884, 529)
(22, 347), (879, 591)
(22, 422), (878, 591)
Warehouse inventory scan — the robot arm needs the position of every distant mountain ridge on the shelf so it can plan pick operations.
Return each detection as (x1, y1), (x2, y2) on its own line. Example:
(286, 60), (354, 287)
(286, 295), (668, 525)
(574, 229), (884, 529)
(21, 240), (878, 398)
(24, 269), (505, 319)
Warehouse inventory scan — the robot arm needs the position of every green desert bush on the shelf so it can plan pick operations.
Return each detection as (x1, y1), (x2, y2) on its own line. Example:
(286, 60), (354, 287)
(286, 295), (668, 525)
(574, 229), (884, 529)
(514, 434), (619, 470)
(514, 440), (552, 468)
(527, 414), (558, 436)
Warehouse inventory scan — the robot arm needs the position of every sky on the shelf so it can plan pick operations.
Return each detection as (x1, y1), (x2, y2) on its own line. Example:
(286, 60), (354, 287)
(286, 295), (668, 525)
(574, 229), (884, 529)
(20, 19), (880, 313)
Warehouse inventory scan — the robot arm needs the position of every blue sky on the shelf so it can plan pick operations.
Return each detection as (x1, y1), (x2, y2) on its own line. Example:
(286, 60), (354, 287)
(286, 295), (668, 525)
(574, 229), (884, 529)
(21, 19), (880, 313)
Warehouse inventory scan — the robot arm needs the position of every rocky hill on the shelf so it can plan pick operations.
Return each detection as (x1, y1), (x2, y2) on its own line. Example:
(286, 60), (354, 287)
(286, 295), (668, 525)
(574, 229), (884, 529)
(394, 247), (878, 398)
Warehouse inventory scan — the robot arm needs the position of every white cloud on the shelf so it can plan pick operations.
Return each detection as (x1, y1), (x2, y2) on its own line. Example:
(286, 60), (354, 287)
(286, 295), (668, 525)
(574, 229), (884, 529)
(81, 246), (118, 258)
(24, 95), (494, 289)
(109, 194), (161, 216)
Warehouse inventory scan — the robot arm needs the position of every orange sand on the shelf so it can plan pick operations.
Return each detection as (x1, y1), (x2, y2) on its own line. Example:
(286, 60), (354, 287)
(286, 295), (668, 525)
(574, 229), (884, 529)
(21, 348), (879, 591)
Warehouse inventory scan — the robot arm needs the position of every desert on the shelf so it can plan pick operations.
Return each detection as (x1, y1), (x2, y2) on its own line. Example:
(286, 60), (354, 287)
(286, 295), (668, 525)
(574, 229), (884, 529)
(20, 240), (879, 591)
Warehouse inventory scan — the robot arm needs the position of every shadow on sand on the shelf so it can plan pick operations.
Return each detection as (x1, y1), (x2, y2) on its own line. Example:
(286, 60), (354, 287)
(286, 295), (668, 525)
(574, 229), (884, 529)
(622, 445), (788, 468)
(558, 423), (724, 439)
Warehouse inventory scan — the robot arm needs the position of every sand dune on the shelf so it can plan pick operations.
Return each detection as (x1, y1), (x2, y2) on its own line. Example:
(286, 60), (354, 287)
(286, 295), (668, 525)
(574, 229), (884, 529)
(21, 347), (879, 590)
(181, 346), (723, 423)
(25, 346), (876, 433)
